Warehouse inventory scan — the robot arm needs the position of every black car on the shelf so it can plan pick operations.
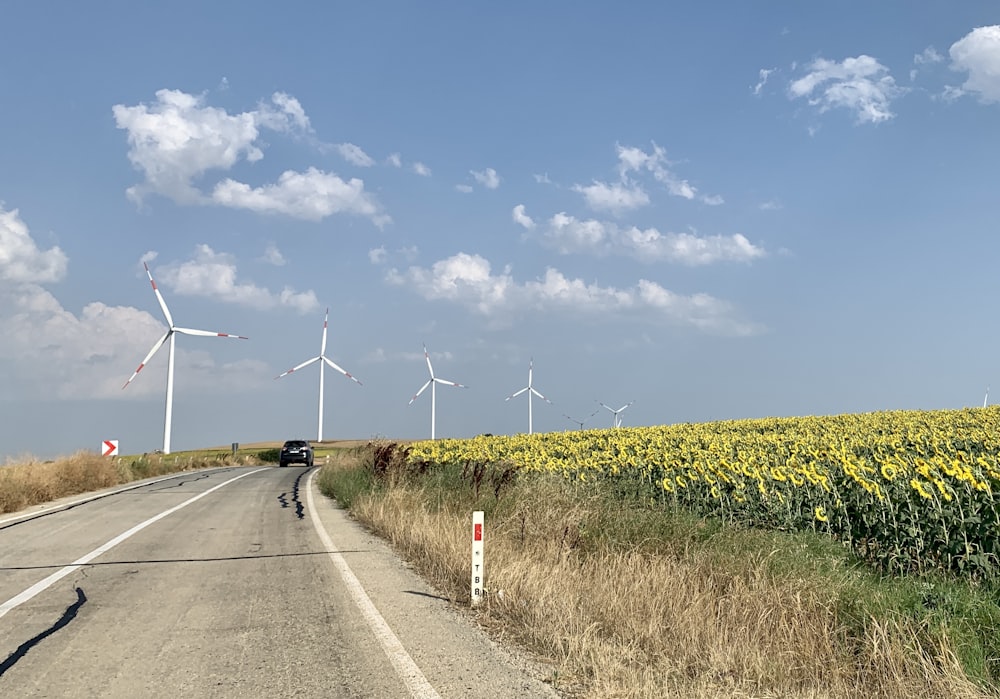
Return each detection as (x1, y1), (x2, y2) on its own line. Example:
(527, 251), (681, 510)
(279, 440), (314, 468)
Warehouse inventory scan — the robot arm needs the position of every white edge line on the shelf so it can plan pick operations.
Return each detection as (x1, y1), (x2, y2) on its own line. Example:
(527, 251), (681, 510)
(0, 468), (268, 619)
(0, 467), (235, 527)
(306, 470), (440, 699)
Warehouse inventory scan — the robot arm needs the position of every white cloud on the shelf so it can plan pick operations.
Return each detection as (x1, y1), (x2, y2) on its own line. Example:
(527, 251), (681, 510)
(369, 246), (387, 265)
(759, 199), (782, 211)
(914, 46), (944, 66)
(534, 173), (552, 184)
(572, 180), (649, 214)
(212, 167), (389, 225)
(512, 204), (535, 229)
(262, 244), (286, 266)
(113, 89), (388, 224)
(413, 162), (432, 177)
(543, 213), (766, 265)
(753, 67), (776, 96)
(471, 167), (501, 189)
(387, 153), (402, 168)
(788, 55), (905, 124)
(0, 207), (68, 283)
(335, 143), (375, 167)
(157, 245), (319, 314)
(614, 143), (701, 200)
(455, 184), (473, 193)
(701, 194), (725, 206)
(949, 26), (1000, 103)
(386, 252), (758, 335)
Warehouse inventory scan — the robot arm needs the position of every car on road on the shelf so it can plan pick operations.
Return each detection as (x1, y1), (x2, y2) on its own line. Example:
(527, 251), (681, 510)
(279, 440), (314, 468)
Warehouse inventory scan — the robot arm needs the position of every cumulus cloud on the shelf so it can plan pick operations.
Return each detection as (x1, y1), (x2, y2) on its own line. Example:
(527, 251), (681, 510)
(788, 55), (905, 124)
(369, 246), (387, 264)
(572, 180), (649, 214)
(753, 67), (776, 96)
(949, 26), (1000, 102)
(512, 204), (535, 229)
(470, 167), (501, 189)
(542, 213), (766, 265)
(413, 162), (432, 176)
(386, 252), (758, 335)
(335, 143), (375, 167)
(262, 244), (286, 266)
(455, 184), (473, 193)
(387, 153), (402, 168)
(156, 245), (319, 314)
(0, 207), (68, 283)
(615, 143), (701, 200)
(212, 167), (389, 225)
(113, 89), (387, 225)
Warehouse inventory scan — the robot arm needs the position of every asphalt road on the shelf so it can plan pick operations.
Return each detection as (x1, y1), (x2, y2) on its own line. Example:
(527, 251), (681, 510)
(0, 467), (560, 698)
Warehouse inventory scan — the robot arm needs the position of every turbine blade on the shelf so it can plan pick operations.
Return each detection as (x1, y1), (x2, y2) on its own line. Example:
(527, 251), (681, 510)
(434, 377), (467, 389)
(409, 380), (432, 404)
(320, 308), (329, 356)
(530, 387), (552, 404)
(506, 386), (529, 401)
(423, 344), (434, 378)
(275, 356), (320, 379)
(322, 356), (362, 385)
(144, 262), (174, 328)
(122, 331), (170, 389)
(619, 401), (635, 412)
(174, 327), (249, 339)
(599, 402), (615, 413)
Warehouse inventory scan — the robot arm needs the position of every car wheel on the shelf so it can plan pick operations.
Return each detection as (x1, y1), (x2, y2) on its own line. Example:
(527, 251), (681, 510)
(307, 459), (314, 468)
(279, 461), (287, 468)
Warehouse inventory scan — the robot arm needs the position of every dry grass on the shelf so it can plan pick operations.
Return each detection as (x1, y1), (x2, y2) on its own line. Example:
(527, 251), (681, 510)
(0, 450), (263, 515)
(327, 458), (995, 699)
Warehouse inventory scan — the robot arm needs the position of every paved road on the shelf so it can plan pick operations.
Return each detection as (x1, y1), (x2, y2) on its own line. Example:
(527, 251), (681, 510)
(0, 467), (559, 698)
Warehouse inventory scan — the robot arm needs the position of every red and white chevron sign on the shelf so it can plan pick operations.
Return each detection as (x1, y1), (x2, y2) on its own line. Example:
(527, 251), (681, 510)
(102, 440), (119, 457)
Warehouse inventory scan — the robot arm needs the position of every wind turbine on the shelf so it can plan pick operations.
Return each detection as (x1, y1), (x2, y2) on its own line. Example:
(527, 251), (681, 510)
(505, 358), (552, 435)
(275, 308), (362, 443)
(408, 344), (467, 439)
(122, 262), (248, 455)
(599, 400), (635, 428)
(563, 408), (600, 431)
(985, 386), (990, 409)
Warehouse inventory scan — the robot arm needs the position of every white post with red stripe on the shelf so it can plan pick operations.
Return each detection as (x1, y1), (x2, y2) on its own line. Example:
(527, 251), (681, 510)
(471, 510), (484, 606)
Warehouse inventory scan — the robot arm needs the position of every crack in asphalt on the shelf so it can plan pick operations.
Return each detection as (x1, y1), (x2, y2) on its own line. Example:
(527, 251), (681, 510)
(0, 587), (87, 678)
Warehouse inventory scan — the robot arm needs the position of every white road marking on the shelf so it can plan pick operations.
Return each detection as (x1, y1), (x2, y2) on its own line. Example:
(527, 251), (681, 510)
(0, 468), (267, 619)
(0, 469), (231, 527)
(306, 470), (441, 699)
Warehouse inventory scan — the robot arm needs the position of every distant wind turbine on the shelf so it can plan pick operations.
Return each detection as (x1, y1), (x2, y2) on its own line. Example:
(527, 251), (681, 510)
(985, 386), (990, 409)
(599, 400), (635, 428)
(563, 408), (600, 431)
(505, 358), (552, 435)
(122, 262), (248, 455)
(409, 344), (467, 439)
(275, 308), (362, 442)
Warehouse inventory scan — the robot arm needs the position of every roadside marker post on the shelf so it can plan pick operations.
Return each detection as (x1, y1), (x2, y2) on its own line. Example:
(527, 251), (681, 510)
(102, 440), (119, 457)
(471, 510), (484, 607)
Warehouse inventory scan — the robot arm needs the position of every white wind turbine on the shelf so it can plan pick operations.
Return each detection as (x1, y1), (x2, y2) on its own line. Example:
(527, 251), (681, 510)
(505, 358), (552, 435)
(563, 408), (600, 431)
(985, 386), (990, 409)
(274, 308), (362, 443)
(599, 400), (635, 428)
(122, 262), (248, 455)
(408, 344), (467, 440)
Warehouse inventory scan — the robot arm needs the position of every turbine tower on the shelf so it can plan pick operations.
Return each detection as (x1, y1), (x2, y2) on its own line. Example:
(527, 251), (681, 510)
(599, 400), (635, 428)
(409, 344), (466, 439)
(505, 358), (552, 434)
(275, 308), (362, 442)
(123, 262), (248, 454)
(985, 386), (990, 409)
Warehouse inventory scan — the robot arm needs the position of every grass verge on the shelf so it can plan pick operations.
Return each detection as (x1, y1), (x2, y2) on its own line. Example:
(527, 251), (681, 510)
(0, 449), (268, 515)
(318, 442), (1000, 699)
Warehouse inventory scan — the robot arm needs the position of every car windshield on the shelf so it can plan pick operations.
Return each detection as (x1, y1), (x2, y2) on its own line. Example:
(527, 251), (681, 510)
(284, 441), (309, 448)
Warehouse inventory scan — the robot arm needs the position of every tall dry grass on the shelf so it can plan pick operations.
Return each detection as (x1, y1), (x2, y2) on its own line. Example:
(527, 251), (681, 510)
(0, 450), (261, 515)
(323, 453), (995, 699)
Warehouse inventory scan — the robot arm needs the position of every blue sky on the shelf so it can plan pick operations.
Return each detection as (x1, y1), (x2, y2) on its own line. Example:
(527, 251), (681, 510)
(2, 3), (1000, 459)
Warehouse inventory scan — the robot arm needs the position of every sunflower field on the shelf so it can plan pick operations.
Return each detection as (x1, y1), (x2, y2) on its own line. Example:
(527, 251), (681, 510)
(408, 407), (1000, 580)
